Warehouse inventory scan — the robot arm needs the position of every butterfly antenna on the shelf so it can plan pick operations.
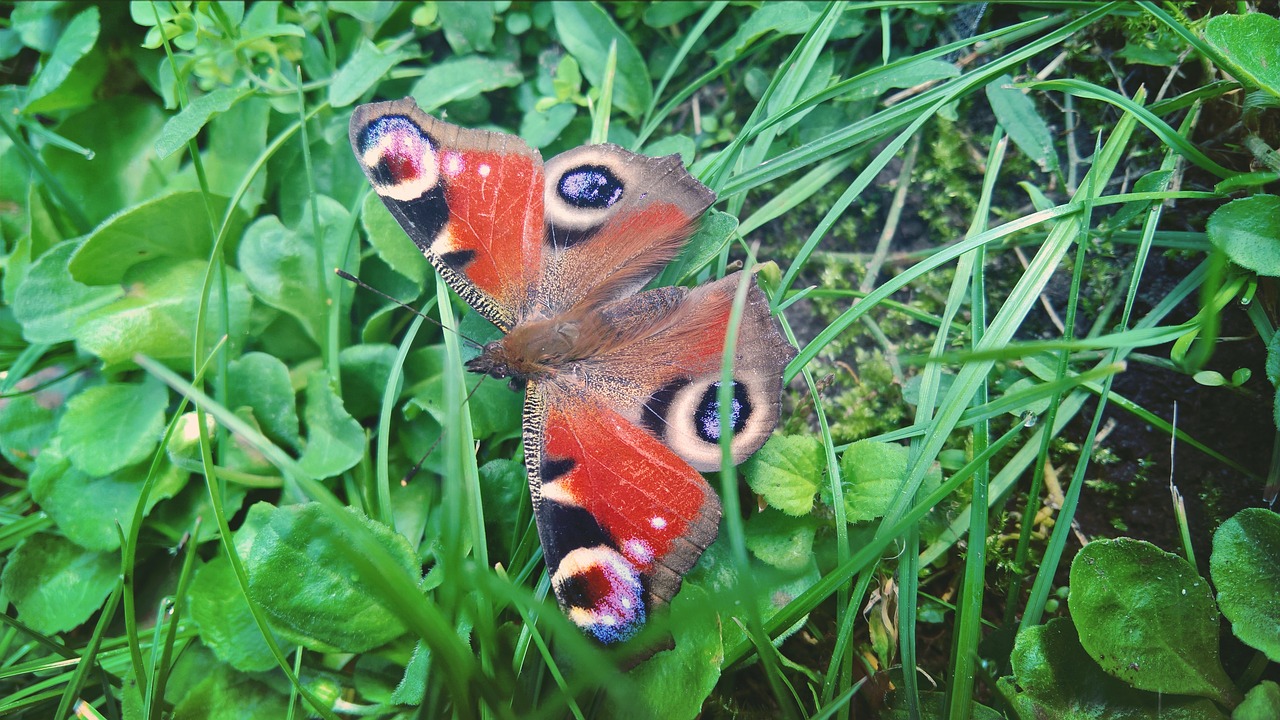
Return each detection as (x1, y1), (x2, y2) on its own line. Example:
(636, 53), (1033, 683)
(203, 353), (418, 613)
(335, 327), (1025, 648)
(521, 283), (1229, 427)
(401, 374), (492, 484)
(335, 268), (485, 350)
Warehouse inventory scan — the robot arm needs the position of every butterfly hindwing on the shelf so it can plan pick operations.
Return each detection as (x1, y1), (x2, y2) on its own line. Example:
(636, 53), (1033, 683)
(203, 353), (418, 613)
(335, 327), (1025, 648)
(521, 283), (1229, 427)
(349, 98), (545, 330)
(523, 386), (720, 645)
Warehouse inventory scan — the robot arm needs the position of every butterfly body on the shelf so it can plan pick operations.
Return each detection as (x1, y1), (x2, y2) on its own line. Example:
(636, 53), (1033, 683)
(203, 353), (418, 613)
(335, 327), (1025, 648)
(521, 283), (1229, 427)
(351, 98), (795, 648)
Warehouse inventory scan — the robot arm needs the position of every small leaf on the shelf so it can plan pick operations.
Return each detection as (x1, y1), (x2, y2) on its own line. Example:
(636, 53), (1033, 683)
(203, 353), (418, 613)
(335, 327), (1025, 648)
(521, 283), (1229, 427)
(69, 192), (248, 285)
(224, 353), (302, 451)
(338, 343), (398, 420)
(742, 434), (823, 516)
(1204, 13), (1280, 98)
(246, 503), (418, 653)
(1210, 508), (1280, 662)
(154, 87), (252, 159)
(297, 371), (365, 480)
(986, 74), (1058, 172)
(58, 377), (167, 477)
(1069, 538), (1237, 704)
(329, 37), (406, 109)
(1234, 681), (1280, 720)
(840, 440), (942, 524)
(1, 533), (118, 634)
(437, 1), (496, 54)
(238, 197), (353, 342)
(744, 507), (818, 572)
(519, 102), (576, 148)
(409, 56), (523, 113)
(23, 6), (99, 109)
(552, 2), (652, 117)
(1206, 195), (1280, 276)
(998, 618), (1228, 720)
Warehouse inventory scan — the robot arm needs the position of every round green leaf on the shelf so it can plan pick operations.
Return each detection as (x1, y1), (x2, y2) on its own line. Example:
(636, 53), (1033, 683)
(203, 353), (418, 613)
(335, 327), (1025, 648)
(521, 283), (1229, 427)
(58, 377), (167, 476)
(224, 352), (302, 451)
(246, 503), (418, 653)
(1234, 681), (1280, 720)
(1069, 538), (1237, 705)
(1205, 195), (1280, 277)
(744, 507), (818, 572)
(741, 434), (823, 516)
(839, 439), (941, 523)
(1210, 508), (1280, 662)
(999, 618), (1228, 720)
(0, 533), (118, 634)
(297, 371), (365, 480)
(189, 551), (293, 673)
(1204, 13), (1280, 97)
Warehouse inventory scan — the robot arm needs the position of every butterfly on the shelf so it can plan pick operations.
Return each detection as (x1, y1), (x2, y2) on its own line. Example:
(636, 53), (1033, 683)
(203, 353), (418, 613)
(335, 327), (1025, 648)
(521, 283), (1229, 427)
(349, 97), (795, 649)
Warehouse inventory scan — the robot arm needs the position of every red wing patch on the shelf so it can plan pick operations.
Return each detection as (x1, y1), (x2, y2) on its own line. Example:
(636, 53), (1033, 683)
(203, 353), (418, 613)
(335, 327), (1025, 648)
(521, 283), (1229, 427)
(526, 389), (720, 644)
(350, 99), (544, 330)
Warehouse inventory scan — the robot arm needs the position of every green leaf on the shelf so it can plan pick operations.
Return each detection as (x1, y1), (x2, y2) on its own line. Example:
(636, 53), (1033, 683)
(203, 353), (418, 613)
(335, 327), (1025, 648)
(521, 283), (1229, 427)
(338, 343), (398, 420)
(57, 377), (167, 476)
(478, 459), (526, 559)
(744, 507), (818, 572)
(605, 582), (723, 720)
(552, 2), (652, 117)
(1234, 681), (1280, 720)
(1069, 538), (1237, 704)
(987, 74), (1058, 172)
(23, 6), (99, 110)
(408, 368), (521, 443)
(171, 661), (290, 720)
(1210, 508), (1280, 662)
(1204, 13), (1280, 98)
(741, 434), (823, 516)
(43, 98), (174, 227)
(329, 37), (406, 109)
(408, 55), (523, 114)
(30, 443), (186, 552)
(238, 196), (353, 342)
(75, 259), (254, 366)
(0, 533), (118, 634)
(12, 240), (120, 344)
(997, 618), (1228, 720)
(224, 352), (302, 451)
(520, 102), (576, 148)
(190, 505), (293, 672)
(246, 503), (418, 653)
(69, 192), (248, 285)
(438, 1), (496, 54)
(153, 87), (253, 159)
(360, 192), (429, 286)
(839, 440), (942, 523)
(1267, 329), (1280, 429)
(1206, 195), (1280, 277)
(297, 371), (365, 480)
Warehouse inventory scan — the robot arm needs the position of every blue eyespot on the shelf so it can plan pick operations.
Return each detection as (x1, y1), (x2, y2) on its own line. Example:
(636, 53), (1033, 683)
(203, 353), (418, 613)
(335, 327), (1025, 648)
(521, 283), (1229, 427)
(558, 165), (624, 209)
(695, 381), (753, 443)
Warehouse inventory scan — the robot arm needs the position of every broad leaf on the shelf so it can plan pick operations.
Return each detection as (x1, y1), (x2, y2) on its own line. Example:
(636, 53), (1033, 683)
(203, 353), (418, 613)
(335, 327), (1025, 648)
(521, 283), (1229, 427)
(1069, 538), (1236, 705)
(1205, 195), (1280, 277)
(1, 533), (118, 634)
(297, 371), (365, 479)
(1210, 508), (1280, 661)
(742, 434), (823, 516)
(57, 377), (167, 476)
(246, 503), (418, 653)
(552, 3), (652, 117)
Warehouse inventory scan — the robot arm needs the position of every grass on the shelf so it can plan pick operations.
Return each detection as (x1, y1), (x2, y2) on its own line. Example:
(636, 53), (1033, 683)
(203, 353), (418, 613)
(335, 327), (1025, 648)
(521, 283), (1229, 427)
(1, 2), (1277, 719)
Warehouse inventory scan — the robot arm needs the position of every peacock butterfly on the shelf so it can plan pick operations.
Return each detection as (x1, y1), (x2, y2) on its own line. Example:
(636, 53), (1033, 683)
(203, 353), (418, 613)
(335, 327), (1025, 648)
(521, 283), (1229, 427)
(349, 97), (795, 650)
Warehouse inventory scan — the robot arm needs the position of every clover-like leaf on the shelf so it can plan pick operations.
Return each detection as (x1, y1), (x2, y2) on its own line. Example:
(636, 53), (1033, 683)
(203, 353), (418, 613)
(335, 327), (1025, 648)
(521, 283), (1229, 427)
(741, 434), (823, 516)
